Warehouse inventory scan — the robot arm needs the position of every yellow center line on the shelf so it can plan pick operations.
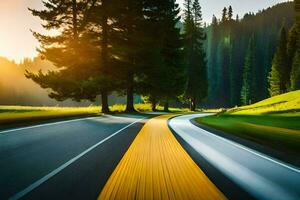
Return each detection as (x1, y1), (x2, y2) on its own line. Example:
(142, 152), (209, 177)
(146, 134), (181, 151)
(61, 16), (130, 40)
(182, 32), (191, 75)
(99, 115), (227, 200)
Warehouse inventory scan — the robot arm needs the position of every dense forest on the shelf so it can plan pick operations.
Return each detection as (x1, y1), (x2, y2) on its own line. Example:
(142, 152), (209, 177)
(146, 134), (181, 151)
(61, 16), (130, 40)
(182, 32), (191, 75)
(205, 2), (297, 107)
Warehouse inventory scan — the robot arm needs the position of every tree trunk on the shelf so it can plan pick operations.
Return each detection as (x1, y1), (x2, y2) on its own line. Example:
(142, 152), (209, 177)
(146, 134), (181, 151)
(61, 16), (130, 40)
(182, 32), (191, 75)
(151, 98), (157, 112)
(100, 2), (109, 114)
(190, 97), (196, 111)
(126, 72), (136, 112)
(164, 101), (169, 112)
(101, 91), (110, 113)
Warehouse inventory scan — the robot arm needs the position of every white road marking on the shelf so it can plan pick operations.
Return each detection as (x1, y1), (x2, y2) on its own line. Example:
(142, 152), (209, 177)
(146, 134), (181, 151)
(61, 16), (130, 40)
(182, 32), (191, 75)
(8, 117), (146, 200)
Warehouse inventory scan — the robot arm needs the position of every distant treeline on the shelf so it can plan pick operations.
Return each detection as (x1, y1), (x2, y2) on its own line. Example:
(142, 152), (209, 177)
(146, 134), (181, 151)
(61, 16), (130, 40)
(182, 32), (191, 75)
(205, 2), (298, 107)
(0, 57), (131, 106)
(25, 0), (208, 112)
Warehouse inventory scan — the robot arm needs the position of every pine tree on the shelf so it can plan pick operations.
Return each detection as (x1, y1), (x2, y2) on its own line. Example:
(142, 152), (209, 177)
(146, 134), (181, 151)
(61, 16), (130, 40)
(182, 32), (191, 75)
(112, 0), (145, 112)
(207, 15), (218, 104)
(291, 51), (300, 90)
(159, 0), (185, 111)
(278, 25), (289, 92)
(269, 25), (289, 95)
(287, 24), (300, 90)
(25, 0), (102, 102)
(184, 0), (208, 111)
(87, 0), (118, 113)
(222, 7), (228, 22)
(269, 52), (282, 96)
(241, 35), (256, 105)
(228, 6), (233, 21)
(139, 0), (184, 112)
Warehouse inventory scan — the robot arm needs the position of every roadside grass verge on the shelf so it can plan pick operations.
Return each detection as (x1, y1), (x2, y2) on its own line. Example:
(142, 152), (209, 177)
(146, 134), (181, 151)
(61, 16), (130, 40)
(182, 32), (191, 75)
(195, 90), (300, 160)
(0, 106), (101, 126)
(195, 115), (300, 155)
(0, 104), (190, 127)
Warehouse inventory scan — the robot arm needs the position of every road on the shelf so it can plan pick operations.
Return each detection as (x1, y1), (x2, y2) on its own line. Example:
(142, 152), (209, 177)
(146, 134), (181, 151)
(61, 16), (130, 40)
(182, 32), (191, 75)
(0, 114), (148, 200)
(169, 113), (300, 200)
(1, 113), (300, 200)
(98, 115), (226, 200)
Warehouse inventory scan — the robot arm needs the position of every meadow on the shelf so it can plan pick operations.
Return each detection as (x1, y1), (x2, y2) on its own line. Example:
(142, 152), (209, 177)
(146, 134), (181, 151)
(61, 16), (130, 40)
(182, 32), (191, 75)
(195, 90), (300, 162)
(0, 104), (190, 127)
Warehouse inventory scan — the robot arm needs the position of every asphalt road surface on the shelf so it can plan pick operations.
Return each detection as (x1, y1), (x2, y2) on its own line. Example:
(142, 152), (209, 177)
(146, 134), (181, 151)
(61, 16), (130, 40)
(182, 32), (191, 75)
(0, 114), (149, 200)
(169, 113), (300, 200)
(2, 113), (300, 200)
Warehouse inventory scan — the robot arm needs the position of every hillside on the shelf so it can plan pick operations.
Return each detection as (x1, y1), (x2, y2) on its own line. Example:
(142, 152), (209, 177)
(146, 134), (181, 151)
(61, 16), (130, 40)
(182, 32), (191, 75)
(230, 90), (300, 116)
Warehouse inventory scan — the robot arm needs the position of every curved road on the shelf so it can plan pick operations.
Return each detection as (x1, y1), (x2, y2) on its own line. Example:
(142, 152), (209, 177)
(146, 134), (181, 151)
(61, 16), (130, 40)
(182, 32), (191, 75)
(169, 113), (300, 200)
(2, 113), (300, 200)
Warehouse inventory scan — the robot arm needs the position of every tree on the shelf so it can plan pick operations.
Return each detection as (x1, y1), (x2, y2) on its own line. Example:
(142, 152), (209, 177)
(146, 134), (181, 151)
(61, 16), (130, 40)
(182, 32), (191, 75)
(87, 0), (119, 113)
(269, 25), (289, 95)
(205, 2), (294, 107)
(184, 0), (208, 111)
(241, 35), (256, 105)
(25, 0), (119, 113)
(26, 1), (100, 102)
(269, 52), (282, 96)
(140, 0), (185, 112)
(287, 24), (300, 90)
(207, 15), (218, 104)
(112, 0), (146, 112)
(228, 6), (233, 21)
(291, 51), (300, 90)
(222, 7), (228, 22)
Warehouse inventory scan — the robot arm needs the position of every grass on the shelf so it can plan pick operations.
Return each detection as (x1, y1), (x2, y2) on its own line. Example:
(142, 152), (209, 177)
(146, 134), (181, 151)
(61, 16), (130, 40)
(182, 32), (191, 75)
(228, 90), (300, 116)
(0, 104), (190, 127)
(195, 90), (300, 160)
(0, 106), (101, 126)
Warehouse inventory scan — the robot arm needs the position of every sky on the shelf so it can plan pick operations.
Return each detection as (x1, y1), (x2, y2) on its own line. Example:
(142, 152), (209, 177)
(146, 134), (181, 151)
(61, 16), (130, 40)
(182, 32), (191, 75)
(0, 0), (289, 63)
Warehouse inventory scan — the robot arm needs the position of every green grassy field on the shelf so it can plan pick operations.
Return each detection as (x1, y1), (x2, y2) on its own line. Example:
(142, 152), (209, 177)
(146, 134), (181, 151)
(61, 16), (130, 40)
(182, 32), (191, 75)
(195, 90), (300, 157)
(0, 106), (101, 126)
(0, 104), (190, 127)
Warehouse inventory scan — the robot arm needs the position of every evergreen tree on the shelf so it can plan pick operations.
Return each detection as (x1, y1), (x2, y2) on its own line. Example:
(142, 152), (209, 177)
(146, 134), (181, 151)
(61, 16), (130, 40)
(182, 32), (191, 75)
(291, 51), (300, 90)
(207, 15), (218, 104)
(112, 0), (145, 112)
(287, 24), (299, 67)
(228, 6), (233, 21)
(205, 2), (294, 107)
(269, 52), (282, 96)
(269, 25), (289, 95)
(25, 1), (102, 102)
(241, 35), (256, 105)
(222, 7), (228, 22)
(26, 0), (120, 113)
(159, 0), (185, 111)
(287, 24), (300, 90)
(184, 0), (208, 111)
(278, 25), (289, 91)
(139, 0), (184, 112)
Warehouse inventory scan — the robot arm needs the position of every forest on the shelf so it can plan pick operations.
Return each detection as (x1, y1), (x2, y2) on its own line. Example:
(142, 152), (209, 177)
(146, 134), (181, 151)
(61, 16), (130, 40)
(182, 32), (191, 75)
(24, 0), (207, 113)
(205, 2), (299, 107)
(1, 1), (299, 111)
